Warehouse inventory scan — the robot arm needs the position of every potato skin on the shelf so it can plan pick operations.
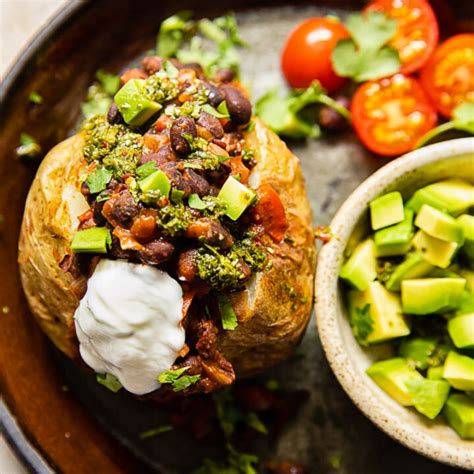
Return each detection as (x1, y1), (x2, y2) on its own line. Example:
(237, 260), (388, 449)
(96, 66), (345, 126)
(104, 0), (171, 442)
(18, 120), (316, 375)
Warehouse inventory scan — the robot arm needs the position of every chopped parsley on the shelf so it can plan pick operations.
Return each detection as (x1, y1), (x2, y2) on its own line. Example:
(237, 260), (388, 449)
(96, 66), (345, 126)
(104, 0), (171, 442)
(81, 70), (120, 119)
(86, 167), (113, 194)
(350, 304), (373, 346)
(29, 91), (43, 104)
(144, 71), (180, 103)
(95, 70), (121, 96)
(156, 203), (192, 237)
(217, 294), (238, 330)
(158, 367), (201, 392)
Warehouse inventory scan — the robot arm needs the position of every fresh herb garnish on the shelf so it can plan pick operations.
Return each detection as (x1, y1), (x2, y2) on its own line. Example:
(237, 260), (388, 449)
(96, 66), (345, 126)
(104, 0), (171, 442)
(328, 452), (343, 470)
(188, 193), (207, 210)
(170, 188), (185, 204)
(350, 304), (373, 346)
(139, 425), (173, 439)
(81, 70), (120, 119)
(29, 91), (43, 104)
(332, 11), (400, 82)
(96, 373), (122, 392)
(256, 81), (350, 139)
(217, 294), (238, 330)
(156, 11), (193, 58)
(192, 444), (258, 474)
(96, 70), (121, 96)
(16, 133), (42, 159)
(135, 161), (158, 179)
(86, 167), (113, 194)
(416, 102), (474, 148)
(158, 367), (201, 392)
(201, 103), (230, 118)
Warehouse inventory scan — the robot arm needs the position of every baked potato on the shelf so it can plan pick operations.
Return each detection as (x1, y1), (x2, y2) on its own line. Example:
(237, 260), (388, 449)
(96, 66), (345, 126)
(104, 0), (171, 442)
(18, 56), (315, 396)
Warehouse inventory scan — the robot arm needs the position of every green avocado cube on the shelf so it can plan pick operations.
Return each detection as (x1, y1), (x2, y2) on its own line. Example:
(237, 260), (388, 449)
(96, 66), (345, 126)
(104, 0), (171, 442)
(138, 170), (171, 197)
(458, 268), (474, 293)
(401, 278), (466, 315)
(443, 351), (474, 391)
(406, 378), (451, 419)
(448, 313), (474, 349)
(366, 358), (423, 406)
(71, 227), (111, 254)
(443, 394), (474, 440)
(413, 230), (459, 268)
(399, 337), (437, 370)
(370, 192), (405, 231)
(455, 290), (474, 316)
(386, 253), (434, 291)
(415, 204), (464, 243)
(457, 214), (474, 267)
(340, 239), (377, 291)
(374, 208), (414, 257)
(427, 366), (445, 380)
(218, 176), (256, 221)
(114, 79), (161, 126)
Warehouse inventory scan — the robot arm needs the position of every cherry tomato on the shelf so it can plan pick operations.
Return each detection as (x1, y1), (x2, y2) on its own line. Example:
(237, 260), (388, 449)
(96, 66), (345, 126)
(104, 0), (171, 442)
(366, 0), (439, 74)
(351, 74), (437, 156)
(252, 184), (288, 243)
(281, 17), (349, 93)
(420, 34), (474, 118)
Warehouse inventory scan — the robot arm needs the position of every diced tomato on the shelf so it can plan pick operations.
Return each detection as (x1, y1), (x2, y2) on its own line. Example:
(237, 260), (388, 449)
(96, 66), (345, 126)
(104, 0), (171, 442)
(78, 209), (93, 223)
(143, 132), (170, 152)
(228, 156), (250, 184)
(252, 184), (288, 243)
(120, 68), (148, 84)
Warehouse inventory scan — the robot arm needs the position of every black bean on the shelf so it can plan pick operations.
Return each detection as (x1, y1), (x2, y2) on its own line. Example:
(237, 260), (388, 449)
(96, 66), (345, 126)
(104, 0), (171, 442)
(106, 178), (120, 191)
(140, 144), (177, 167)
(214, 68), (235, 83)
(80, 181), (91, 200)
(170, 116), (197, 155)
(110, 191), (139, 228)
(107, 102), (124, 125)
(183, 169), (210, 197)
(142, 56), (163, 74)
(197, 111), (224, 138)
(319, 96), (350, 132)
(221, 85), (252, 125)
(203, 81), (225, 107)
(160, 162), (192, 196)
(183, 63), (204, 76)
(138, 239), (175, 265)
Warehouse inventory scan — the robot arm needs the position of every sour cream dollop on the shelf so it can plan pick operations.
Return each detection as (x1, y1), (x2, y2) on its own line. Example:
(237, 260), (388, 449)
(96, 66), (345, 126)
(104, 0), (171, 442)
(74, 259), (185, 395)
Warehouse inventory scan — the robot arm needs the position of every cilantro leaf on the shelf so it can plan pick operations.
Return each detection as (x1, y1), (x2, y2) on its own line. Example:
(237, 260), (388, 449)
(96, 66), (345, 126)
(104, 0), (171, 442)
(96, 373), (122, 392)
(96, 70), (120, 96)
(217, 294), (238, 330)
(201, 102), (230, 118)
(332, 11), (401, 82)
(139, 425), (173, 439)
(416, 101), (474, 148)
(86, 167), (113, 194)
(158, 367), (201, 392)
(29, 91), (43, 104)
(350, 304), (373, 346)
(192, 444), (258, 474)
(156, 11), (193, 58)
(188, 193), (207, 210)
(81, 96), (112, 119)
(135, 161), (157, 179)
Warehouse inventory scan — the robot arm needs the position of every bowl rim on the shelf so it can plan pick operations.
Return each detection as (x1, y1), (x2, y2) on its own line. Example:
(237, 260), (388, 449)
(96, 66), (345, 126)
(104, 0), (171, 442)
(315, 137), (474, 470)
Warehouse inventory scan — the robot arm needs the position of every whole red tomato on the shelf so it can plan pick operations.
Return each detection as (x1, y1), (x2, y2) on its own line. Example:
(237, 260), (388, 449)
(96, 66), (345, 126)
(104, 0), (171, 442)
(281, 17), (349, 93)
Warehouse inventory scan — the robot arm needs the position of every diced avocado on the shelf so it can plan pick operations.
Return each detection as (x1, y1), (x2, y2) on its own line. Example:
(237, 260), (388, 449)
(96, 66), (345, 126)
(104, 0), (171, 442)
(448, 313), (474, 349)
(458, 268), (474, 293)
(401, 278), (466, 314)
(370, 192), (405, 231)
(406, 378), (450, 419)
(457, 214), (474, 267)
(366, 358), (423, 406)
(114, 79), (161, 126)
(406, 179), (474, 216)
(443, 394), (474, 440)
(138, 170), (171, 196)
(349, 282), (410, 344)
(427, 366), (445, 380)
(71, 227), (111, 254)
(455, 290), (474, 316)
(218, 176), (256, 221)
(340, 239), (377, 291)
(413, 230), (459, 268)
(386, 253), (434, 291)
(429, 268), (464, 279)
(443, 351), (474, 391)
(415, 204), (464, 243)
(399, 337), (437, 370)
(374, 208), (414, 257)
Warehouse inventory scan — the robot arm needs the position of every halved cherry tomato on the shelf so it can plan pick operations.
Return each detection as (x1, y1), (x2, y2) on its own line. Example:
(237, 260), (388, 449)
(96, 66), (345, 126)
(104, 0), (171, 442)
(351, 74), (437, 156)
(366, 0), (439, 74)
(252, 184), (288, 243)
(420, 34), (474, 118)
(281, 17), (349, 93)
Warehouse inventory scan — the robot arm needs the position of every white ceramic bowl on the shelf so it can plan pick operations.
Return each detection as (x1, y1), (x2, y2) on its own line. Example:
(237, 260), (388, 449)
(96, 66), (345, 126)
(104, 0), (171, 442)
(315, 137), (474, 469)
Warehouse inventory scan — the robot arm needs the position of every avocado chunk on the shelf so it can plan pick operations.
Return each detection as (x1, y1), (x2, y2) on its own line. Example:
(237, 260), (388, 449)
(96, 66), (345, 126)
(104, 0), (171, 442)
(413, 230), (459, 269)
(448, 313), (474, 349)
(443, 394), (474, 440)
(406, 179), (474, 216)
(218, 176), (256, 221)
(386, 253), (434, 291)
(457, 214), (474, 267)
(406, 378), (451, 419)
(366, 358), (423, 406)
(399, 337), (437, 370)
(349, 282), (410, 344)
(138, 170), (171, 196)
(427, 366), (445, 380)
(401, 278), (466, 314)
(415, 204), (464, 243)
(374, 208), (414, 257)
(340, 239), (377, 291)
(370, 192), (405, 231)
(458, 268), (474, 293)
(71, 227), (111, 254)
(443, 351), (474, 391)
(455, 290), (474, 316)
(114, 79), (162, 126)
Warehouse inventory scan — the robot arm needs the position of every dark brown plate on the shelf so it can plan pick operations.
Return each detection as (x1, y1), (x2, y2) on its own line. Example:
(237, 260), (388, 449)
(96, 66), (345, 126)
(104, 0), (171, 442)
(1, 1), (472, 473)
